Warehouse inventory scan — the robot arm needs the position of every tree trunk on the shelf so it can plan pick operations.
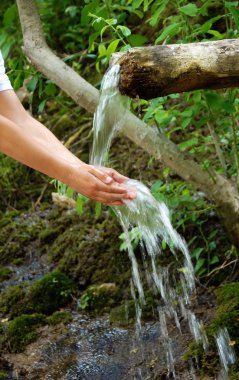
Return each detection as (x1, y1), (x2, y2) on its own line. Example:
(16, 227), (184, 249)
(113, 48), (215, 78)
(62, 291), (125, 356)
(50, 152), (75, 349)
(117, 40), (239, 99)
(16, 0), (239, 247)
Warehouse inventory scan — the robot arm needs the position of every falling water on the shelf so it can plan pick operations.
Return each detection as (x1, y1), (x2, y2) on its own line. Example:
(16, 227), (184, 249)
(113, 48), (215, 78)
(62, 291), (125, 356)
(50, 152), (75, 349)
(90, 64), (236, 378)
(215, 328), (236, 380)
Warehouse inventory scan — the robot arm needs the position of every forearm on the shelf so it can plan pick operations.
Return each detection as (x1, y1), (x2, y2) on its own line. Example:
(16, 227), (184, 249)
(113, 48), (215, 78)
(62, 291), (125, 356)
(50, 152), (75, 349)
(0, 90), (135, 204)
(0, 114), (77, 184)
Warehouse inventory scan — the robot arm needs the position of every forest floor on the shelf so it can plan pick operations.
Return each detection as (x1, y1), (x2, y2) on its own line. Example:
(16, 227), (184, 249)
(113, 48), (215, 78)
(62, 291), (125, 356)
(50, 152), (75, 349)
(0, 127), (238, 379)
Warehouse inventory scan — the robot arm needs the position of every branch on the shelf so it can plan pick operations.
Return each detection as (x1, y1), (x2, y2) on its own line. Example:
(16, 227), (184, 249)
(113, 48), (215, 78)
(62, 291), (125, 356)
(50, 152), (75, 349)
(116, 40), (239, 99)
(16, 0), (99, 113)
(16, 0), (239, 246)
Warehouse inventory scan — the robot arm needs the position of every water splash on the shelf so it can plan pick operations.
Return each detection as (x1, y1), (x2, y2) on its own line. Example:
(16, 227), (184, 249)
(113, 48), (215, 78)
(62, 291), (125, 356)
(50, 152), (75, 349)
(90, 64), (129, 166)
(215, 328), (236, 380)
(90, 63), (235, 378)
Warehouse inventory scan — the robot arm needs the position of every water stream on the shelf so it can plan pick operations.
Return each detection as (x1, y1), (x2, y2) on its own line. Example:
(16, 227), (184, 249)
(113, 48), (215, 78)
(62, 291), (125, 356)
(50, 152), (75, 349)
(90, 63), (236, 379)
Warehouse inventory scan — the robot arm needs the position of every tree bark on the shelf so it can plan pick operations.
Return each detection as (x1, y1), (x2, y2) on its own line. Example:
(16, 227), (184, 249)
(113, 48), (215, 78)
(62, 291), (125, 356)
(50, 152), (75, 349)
(117, 40), (239, 99)
(16, 0), (239, 247)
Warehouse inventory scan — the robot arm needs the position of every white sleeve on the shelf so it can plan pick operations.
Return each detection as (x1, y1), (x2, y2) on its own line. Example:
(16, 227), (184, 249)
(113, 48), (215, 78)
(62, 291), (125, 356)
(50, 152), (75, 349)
(0, 51), (13, 92)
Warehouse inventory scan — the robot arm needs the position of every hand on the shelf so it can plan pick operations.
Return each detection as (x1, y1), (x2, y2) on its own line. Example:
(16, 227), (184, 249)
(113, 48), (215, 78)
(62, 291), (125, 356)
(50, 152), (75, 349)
(68, 164), (136, 205)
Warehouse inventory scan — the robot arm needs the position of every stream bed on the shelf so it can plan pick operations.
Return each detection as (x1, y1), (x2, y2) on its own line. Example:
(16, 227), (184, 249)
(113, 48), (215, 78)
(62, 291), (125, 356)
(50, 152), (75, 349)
(4, 312), (200, 380)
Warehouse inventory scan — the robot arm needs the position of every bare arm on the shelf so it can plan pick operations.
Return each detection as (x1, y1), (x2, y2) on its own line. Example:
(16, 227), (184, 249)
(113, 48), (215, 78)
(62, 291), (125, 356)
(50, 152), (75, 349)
(0, 90), (135, 205)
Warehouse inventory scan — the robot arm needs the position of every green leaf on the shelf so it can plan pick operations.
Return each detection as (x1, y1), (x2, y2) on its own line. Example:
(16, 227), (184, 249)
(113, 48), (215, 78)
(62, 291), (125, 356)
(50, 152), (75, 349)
(27, 76), (39, 93)
(178, 138), (198, 151)
(88, 31), (100, 52)
(120, 44), (131, 52)
(210, 256), (220, 265)
(155, 23), (181, 44)
(226, 5), (239, 31)
(151, 180), (163, 193)
(98, 44), (107, 57)
(128, 34), (148, 46)
(38, 99), (47, 113)
(66, 187), (74, 198)
(65, 6), (78, 18)
(45, 83), (57, 96)
(76, 195), (88, 215)
(200, 15), (223, 33)
(116, 25), (131, 37)
(95, 202), (102, 217)
(179, 3), (199, 17)
(100, 25), (110, 40)
(106, 39), (120, 60)
(207, 29), (224, 39)
(195, 258), (206, 273)
(3, 4), (17, 27)
(205, 92), (235, 113)
(13, 73), (23, 91)
(191, 247), (204, 260)
(132, 0), (144, 9)
(149, 3), (167, 27)
(81, 0), (100, 25)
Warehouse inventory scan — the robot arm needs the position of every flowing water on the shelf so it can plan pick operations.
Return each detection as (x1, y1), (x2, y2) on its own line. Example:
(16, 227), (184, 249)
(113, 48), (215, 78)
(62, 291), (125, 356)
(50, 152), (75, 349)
(90, 64), (236, 379)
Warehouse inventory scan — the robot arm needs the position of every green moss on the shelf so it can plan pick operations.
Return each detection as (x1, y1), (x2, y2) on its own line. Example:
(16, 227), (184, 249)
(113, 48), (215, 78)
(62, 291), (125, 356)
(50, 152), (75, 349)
(110, 300), (136, 326)
(0, 314), (46, 353)
(12, 258), (24, 266)
(208, 282), (239, 345)
(0, 272), (75, 318)
(79, 283), (119, 315)
(0, 267), (12, 282)
(109, 291), (159, 326)
(27, 271), (75, 315)
(0, 283), (27, 318)
(0, 372), (7, 380)
(0, 213), (47, 265)
(47, 310), (73, 325)
(183, 282), (239, 377)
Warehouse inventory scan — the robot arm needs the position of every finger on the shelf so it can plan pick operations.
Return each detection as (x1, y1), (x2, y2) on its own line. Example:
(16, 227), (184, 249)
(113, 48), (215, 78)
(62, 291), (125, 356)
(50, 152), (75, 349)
(105, 200), (124, 206)
(88, 166), (114, 184)
(102, 168), (128, 183)
(97, 191), (134, 203)
(89, 175), (129, 195)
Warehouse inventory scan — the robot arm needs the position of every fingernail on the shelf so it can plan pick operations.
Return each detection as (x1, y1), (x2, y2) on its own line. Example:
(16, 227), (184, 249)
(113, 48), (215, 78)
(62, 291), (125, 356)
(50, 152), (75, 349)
(128, 191), (136, 199)
(105, 176), (112, 183)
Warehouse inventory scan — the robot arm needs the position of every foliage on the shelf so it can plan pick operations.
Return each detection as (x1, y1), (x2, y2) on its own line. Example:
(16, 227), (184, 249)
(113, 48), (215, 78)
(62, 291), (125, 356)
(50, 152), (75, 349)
(0, 313), (46, 353)
(79, 283), (119, 314)
(47, 310), (73, 325)
(0, 266), (12, 282)
(28, 271), (75, 314)
(0, 271), (75, 318)
(0, 283), (27, 318)
(184, 282), (239, 377)
(0, 0), (239, 279)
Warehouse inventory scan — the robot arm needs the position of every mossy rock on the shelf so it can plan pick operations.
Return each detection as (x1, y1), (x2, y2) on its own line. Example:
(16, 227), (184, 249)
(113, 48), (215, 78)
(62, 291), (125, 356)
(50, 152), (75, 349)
(0, 283), (27, 318)
(79, 283), (119, 315)
(0, 267), (12, 282)
(109, 290), (159, 326)
(0, 372), (7, 380)
(207, 282), (239, 344)
(183, 282), (239, 377)
(0, 314), (46, 353)
(47, 310), (73, 325)
(27, 271), (75, 315)
(0, 212), (47, 265)
(0, 271), (75, 318)
(110, 300), (136, 326)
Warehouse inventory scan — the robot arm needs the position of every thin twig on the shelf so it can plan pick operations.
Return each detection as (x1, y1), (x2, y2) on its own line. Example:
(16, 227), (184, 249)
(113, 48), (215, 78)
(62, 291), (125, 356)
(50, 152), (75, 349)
(207, 122), (227, 174)
(229, 115), (239, 189)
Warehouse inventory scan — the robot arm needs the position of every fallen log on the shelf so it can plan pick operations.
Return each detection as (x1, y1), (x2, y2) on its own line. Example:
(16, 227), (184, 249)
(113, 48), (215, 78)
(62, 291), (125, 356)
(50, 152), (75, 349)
(117, 39), (239, 99)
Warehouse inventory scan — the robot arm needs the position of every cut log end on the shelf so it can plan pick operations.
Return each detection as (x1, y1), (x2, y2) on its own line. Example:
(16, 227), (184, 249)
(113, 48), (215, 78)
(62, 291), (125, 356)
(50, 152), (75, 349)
(116, 40), (239, 99)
